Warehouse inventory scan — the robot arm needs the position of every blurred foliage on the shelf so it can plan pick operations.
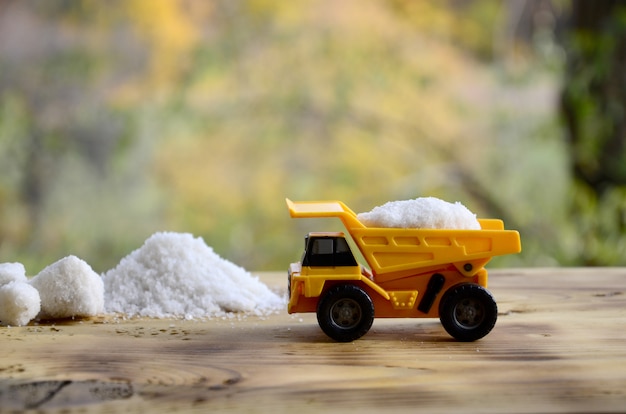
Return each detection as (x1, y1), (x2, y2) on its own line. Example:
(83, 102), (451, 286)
(0, 0), (623, 273)
(388, 0), (501, 60)
(560, 1), (626, 265)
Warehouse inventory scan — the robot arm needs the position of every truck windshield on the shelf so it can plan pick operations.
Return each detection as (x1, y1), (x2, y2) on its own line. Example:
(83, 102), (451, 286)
(303, 236), (357, 267)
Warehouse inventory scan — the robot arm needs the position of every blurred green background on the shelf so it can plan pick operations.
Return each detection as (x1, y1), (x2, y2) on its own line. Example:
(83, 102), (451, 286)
(0, 0), (624, 274)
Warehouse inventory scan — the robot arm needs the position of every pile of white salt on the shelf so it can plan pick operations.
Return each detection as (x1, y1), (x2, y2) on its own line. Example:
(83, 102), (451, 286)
(0, 232), (284, 326)
(30, 256), (104, 319)
(0, 263), (40, 326)
(0, 257), (103, 326)
(103, 232), (284, 319)
(358, 197), (480, 230)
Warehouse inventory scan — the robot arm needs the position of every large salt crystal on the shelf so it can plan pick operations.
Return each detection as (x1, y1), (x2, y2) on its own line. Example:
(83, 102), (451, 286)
(29, 255), (104, 319)
(357, 197), (481, 230)
(103, 232), (284, 318)
(0, 262), (27, 286)
(0, 281), (41, 326)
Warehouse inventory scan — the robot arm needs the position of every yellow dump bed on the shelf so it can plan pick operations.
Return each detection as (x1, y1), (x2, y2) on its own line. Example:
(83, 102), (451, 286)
(286, 199), (521, 280)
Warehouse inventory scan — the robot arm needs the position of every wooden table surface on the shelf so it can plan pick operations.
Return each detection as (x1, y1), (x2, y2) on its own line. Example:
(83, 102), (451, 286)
(1, 268), (625, 413)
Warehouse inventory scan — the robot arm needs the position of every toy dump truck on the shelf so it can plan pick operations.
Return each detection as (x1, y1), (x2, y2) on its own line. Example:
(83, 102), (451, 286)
(286, 199), (521, 342)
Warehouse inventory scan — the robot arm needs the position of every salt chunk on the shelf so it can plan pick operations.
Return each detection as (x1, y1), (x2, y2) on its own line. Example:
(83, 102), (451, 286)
(29, 255), (104, 319)
(102, 232), (285, 318)
(0, 281), (41, 326)
(357, 197), (480, 229)
(0, 262), (27, 286)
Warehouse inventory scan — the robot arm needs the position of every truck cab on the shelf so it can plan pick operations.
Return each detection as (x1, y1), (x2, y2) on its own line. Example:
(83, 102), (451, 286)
(288, 232), (376, 319)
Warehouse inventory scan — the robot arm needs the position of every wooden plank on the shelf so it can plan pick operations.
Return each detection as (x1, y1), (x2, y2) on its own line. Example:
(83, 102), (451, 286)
(0, 268), (625, 413)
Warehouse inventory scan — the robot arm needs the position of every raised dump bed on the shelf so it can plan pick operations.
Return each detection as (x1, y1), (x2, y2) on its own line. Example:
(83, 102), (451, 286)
(286, 199), (521, 281)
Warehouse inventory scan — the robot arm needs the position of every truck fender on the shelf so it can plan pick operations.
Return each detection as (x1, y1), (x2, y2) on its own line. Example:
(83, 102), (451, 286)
(358, 276), (391, 301)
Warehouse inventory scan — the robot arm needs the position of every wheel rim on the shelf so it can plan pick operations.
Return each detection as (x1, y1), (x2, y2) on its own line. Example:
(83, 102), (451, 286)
(453, 298), (485, 328)
(330, 298), (362, 329)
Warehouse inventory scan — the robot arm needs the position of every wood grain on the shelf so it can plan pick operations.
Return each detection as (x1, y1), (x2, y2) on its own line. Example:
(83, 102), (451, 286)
(1, 268), (625, 413)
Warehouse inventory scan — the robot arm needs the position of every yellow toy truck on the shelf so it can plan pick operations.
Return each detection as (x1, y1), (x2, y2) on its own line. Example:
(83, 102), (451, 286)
(286, 199), (522, 342)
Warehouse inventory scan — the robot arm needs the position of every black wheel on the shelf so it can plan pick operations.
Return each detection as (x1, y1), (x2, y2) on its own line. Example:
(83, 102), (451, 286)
(439, 284), (497, 342)
(317, 285), (374, 342)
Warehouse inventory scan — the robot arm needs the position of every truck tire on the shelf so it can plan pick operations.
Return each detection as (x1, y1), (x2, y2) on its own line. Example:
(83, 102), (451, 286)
(317, 285), (375, 342)
(439, 284), (497, 342)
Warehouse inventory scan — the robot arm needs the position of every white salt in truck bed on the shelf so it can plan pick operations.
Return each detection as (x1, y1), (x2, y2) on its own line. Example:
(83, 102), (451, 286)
(285, 198), (522, 342)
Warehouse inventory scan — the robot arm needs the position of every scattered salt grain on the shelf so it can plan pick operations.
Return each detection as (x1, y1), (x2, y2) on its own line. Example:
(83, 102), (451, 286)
(29, 255), (104, 319)
(102, 232), (285, 318)
(357, 197), (480, 230)
(0, 262), (27, 286)
(0, 281), (41, 326)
